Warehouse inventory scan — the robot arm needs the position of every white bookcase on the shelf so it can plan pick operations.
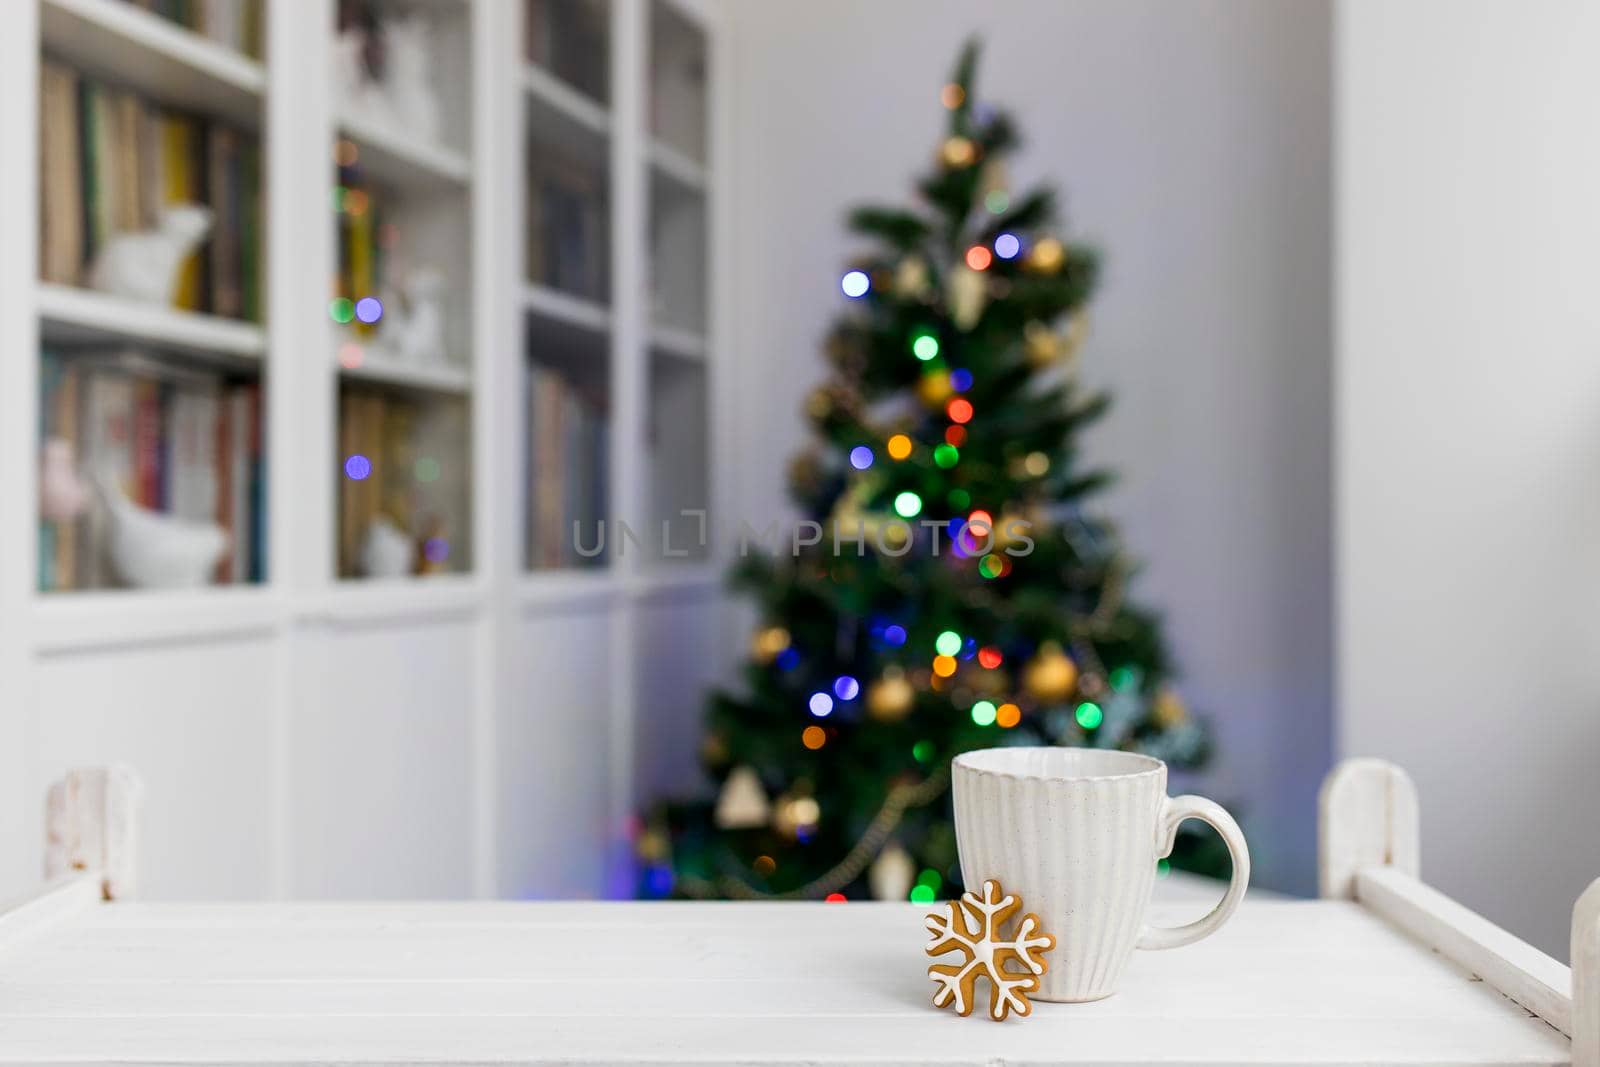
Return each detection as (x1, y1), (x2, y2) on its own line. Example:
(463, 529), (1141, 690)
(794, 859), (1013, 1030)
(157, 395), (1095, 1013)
(0, 0), (731, 903)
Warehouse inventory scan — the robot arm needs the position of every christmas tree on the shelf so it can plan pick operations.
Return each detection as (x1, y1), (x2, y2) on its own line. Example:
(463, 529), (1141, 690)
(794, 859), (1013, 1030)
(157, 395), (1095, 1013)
(641, 40), (1210, 902)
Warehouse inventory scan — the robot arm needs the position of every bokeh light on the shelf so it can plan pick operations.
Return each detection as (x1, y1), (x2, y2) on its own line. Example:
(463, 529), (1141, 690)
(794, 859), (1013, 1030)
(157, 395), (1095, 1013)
(354, 296), (383, 324)
(932, 654), (957, 678)
(985, 189), (1010, 214)
(415, 456), (441, 483)
(423, 537), (449, 563)
(885, 624), (908, 646)
(334, 139), (359, 166)
(997, 702), (1022, 728)
(329, 298), (355, 324)
(944, 425), (966, 447)
(933, 443), (960, 468)
(947, 397), (974, 424)
(849, 446), (874, 470)
(825, 892), (847, 903)
(978, 647), (1003, 669)
(940, 82), (965, 109)
(343, 454), (371, 480)
(935, 630), (963, 657)
(912, 739), (934, 763)
(994, 233), (1021, 259)
(841, 269), (870, 298)
(909, 884), (936, 904)
(911, 330), (940, 361)
(1024, 451), (1050, 476)
(808, 692), (834, 718)
(1076, 701), (1104, 729)
(893, 491), (923, 518)
(887, 434), (913, 461)
(834, 675), (860, 701)
(949, 368), (973, 392)
(971, 700), (998, 726)
(338, 342), (364, 369)
(978, 554), (1004, 579)
(802, 725), (827, 750)
(965, 245), (993, 271)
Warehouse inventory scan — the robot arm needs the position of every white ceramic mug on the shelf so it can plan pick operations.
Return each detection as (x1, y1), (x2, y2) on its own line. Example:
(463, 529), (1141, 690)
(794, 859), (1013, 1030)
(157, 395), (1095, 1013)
(952, 747), (1249, 1002)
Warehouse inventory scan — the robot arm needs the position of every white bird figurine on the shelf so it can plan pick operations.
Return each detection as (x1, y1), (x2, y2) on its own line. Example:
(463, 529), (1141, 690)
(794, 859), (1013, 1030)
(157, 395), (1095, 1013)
(88, 204), (214, 306)
(384, 16), (441, 142)
(39, 438), (90, 522)
(98, 475), (229, 589)
(360, 516), (415, 578)
(380, 267), (447, 365)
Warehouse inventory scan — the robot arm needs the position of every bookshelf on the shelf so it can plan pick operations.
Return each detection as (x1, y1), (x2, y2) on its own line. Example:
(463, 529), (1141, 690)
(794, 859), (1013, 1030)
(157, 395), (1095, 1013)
(0, 0), (725, 904)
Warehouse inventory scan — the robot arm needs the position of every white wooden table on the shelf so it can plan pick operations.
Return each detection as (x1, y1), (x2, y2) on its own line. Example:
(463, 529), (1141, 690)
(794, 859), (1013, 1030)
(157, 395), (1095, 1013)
(2, 760), (1596, 1065)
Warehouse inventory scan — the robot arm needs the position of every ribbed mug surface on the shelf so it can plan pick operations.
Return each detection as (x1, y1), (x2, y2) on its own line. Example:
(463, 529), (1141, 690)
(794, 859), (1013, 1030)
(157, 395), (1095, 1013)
(952, 748), (1165, 1002)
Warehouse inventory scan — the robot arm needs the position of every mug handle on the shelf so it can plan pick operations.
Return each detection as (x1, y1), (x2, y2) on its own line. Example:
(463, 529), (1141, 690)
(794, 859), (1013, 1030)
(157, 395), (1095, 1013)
(1136, 794), (1250, 951)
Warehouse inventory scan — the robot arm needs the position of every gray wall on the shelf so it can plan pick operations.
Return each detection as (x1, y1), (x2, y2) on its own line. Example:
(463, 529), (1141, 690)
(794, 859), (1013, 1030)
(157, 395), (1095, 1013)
(1338, 0), (1600, 957)
(724, 0), (1334, 894)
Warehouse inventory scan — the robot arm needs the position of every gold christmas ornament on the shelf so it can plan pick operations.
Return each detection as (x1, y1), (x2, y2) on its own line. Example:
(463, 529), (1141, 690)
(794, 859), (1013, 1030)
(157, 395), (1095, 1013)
(867, 668), (916, 722)
(917, 370), (955, 408)
(635, 830), (670, 863)
(869, 843), (916, 901)
(1153, 685), (1189, 729)
(1026, 236), (1066, 273)
(895, 255), (931, 299)
(1024, 320), (1063, 366)
(946, 265), (988, 330)
(750, 626), (791, 664)
(940, 135), (977, 168)
(772, 792), (821, 839)
(714, 766), (771, 830)
(926, 879), (1055, 1020)
(700, 732), (730, 768)
(1022, 642), (1079, 704)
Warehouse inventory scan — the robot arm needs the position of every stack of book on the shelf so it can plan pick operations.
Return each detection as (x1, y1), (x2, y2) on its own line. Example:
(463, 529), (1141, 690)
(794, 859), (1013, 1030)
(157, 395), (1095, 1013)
(526, 155), (608, 303)
(39, 349), (264, 591)
(526, 365), (607, 569)
(38, 59), (263, 320)
(124, 0), (264, 58)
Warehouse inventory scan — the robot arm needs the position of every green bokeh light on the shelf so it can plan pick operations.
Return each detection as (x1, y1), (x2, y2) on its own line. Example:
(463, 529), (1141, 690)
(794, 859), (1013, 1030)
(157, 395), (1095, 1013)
(911, 331), (940, 361)
(978, 554), (1003, 578)
(917, 868), (942, 889)
(329, 298), (355, 324)
(935, 630), (962, 657)
(909, 884), (937, 904)
(1075, 701), (1104, 729)
(971, 700), (997, 726)
(933, 443), (960, 468)
(985, 189), (1010, 214)
(947, 488), (971, 510)
(1109, 666), (1137, 692)
(912, 740), (935, 763)
(894, 491), (923, 518)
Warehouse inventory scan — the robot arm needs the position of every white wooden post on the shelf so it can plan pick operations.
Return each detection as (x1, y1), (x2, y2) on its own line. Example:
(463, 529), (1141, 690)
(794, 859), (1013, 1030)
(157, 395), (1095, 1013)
(43, 766), (143, 901)
(1318, 757), (1419, 900)
(1574, 877), (1600, 1067)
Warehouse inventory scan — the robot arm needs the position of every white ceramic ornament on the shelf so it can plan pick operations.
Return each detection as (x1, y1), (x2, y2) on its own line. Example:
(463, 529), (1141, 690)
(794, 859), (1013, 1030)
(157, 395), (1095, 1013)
(946, 264), (987, 330)
(869, 843), (916, 901)
(713, 766), (770, 830)
(378, 267), (447, 365)
(383, 16), (441, 142)
(88, 205), (214, 307)
(98, 476), (228, 589)
(40, 438), (90, 522)
(360, 516), (414, 578)
(952, 747), (1249, 1002)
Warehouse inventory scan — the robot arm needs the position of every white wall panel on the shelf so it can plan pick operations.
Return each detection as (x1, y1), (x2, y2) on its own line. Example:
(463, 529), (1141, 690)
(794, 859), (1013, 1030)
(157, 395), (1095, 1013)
(31, 637), (277, 899)
(498, 604), (614, 899)
(288, 618), (477, 898)
(633, 589), (724, 805)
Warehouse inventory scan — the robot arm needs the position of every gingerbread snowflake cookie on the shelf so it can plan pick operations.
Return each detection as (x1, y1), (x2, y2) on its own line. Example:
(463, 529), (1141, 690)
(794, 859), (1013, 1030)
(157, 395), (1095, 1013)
(925, 879), (1054, 1020)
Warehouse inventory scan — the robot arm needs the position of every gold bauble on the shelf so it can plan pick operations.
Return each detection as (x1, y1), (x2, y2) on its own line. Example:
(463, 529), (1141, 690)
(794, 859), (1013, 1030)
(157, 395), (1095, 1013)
(1153, 686), (1189, 729)
(1022, 642), (1079, 704)
(940, 135), (977, 168)
(867, 669), (916, 722)
(917, 370), (954, 408)
(750, 626), (791, 664)
(1024, 320), (1064, 366)
(635, 830), (670, 863)
(700, 732), (730, 768)
(894, 255), (931, 299)
(1026, 237), (1066, 273)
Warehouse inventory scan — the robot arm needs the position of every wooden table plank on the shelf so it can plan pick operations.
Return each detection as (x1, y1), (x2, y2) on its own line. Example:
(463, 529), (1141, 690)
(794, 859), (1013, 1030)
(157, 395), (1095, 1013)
(0, 899), (1571, 1064)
